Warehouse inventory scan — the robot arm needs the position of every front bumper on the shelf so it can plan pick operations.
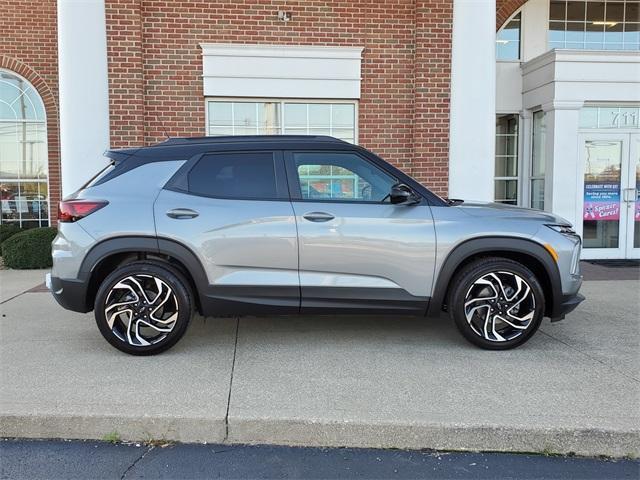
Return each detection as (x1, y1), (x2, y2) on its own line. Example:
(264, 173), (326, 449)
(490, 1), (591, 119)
(550, 292), (585, 322)
(46, 273), (91, 313)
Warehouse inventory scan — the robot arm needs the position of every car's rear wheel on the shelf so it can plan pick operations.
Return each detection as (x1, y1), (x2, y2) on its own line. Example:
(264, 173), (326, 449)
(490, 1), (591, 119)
(448, 257), (545, 350)
(94, 262), (193, 355)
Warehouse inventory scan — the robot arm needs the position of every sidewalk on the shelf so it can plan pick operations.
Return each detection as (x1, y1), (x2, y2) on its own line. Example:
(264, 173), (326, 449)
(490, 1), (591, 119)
(1, 265), (638, 457)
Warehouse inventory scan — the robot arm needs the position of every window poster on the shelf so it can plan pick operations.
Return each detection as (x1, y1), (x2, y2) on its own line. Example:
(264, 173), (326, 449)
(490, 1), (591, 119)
(583, 181), (620, 221)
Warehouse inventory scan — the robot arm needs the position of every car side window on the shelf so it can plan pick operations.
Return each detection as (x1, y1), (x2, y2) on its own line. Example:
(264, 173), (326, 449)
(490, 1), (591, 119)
(293, 152), (397, 202)
(188, 152), (278, 199)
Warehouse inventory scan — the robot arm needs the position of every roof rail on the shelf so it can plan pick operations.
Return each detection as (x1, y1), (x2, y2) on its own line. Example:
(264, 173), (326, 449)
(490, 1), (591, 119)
(154, 135), (348, 146)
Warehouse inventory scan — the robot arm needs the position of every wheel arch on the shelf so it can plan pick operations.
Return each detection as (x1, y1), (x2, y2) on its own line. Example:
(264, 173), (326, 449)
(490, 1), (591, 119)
(428, 237), (562, 318)
(79, 236), (209, 314)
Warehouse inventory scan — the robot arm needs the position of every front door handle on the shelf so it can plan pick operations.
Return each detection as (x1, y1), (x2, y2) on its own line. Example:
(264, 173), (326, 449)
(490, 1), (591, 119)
(166, 208), (199, 219)
(303, 211), (335, 222)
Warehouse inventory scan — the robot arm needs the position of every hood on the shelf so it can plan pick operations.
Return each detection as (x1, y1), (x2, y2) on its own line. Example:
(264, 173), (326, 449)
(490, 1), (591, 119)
(452, 200), (572, 226)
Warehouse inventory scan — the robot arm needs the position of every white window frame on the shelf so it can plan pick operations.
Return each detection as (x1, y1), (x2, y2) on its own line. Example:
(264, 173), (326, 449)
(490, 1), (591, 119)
(494, 113), (521, 204)
(205, 98), (359, 144)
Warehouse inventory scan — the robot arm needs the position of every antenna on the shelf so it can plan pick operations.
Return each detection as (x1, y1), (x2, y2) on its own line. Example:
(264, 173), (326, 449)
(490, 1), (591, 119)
(161, 123), (170, 139)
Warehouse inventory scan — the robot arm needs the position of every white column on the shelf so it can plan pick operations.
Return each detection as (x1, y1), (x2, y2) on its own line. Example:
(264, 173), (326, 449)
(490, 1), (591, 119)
(58, 0), (110, 196)
(542, 101), (584, 226)
(448, 0), (496, 201)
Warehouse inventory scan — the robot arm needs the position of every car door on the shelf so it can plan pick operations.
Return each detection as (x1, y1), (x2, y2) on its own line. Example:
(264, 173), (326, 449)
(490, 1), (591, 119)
(154, 150), (299, 314)
(285, 150), (437, 314)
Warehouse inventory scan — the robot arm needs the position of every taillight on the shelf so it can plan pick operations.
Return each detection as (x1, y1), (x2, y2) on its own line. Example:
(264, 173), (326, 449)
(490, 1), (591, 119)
(58, 200), (108, 223)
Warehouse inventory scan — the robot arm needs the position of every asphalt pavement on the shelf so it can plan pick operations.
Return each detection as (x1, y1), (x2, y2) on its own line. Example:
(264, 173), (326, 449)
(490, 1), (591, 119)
(1, 439), (638, 480)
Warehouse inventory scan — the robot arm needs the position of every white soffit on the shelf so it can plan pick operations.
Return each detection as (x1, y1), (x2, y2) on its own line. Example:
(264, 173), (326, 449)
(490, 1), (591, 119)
(200, 43), (364, 99)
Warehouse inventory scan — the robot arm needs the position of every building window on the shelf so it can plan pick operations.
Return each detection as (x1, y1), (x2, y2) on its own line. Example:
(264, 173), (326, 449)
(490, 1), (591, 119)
(497, 12), (522, 60)
(0, 70), (49, 228)
(530, 111), (547, 210)
(206, 100), (357, 144)
(495, 114), (520, 204)
(549, 0), (640, 51)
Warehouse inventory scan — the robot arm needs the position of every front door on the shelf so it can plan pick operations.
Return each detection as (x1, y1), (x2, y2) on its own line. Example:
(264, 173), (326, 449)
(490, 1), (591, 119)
(285, 150), (436, 313)
(579, 133), (640, 259)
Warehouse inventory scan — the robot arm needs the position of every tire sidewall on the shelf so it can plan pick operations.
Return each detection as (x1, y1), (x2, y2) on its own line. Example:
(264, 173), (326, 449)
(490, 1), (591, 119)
(450, 259), (545, 350)
(94, 262), (193, 355)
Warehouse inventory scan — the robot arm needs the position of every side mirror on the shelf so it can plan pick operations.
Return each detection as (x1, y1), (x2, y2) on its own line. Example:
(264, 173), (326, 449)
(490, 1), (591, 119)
(390, 183), (420, 205)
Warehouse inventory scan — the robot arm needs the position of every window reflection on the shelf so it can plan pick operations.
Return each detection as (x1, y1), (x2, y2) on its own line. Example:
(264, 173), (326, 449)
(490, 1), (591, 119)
(549, 0), (640, 51)
(0, 70), (49, 228)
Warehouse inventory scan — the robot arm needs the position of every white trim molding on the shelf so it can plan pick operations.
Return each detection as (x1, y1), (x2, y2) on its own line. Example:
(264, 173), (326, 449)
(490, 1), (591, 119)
(200, 44), (364, 99)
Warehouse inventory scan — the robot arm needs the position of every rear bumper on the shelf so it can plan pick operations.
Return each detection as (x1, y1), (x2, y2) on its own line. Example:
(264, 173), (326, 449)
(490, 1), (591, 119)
(46, 273), (91, 313)
(550, 292), (585, 322)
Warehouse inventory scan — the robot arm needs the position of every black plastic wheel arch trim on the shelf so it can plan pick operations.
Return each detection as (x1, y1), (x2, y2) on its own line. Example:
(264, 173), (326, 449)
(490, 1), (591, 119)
(427, 236), (563, 319)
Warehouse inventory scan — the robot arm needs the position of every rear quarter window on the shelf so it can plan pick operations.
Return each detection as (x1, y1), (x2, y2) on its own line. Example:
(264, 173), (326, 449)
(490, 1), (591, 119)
(187, 152), (279, 200)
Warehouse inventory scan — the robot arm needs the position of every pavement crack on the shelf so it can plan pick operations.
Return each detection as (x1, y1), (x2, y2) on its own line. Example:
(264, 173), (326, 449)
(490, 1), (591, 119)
(539, 329), (640, 383)
(121, 445), (154, 480)
(224, 317), (240, 442)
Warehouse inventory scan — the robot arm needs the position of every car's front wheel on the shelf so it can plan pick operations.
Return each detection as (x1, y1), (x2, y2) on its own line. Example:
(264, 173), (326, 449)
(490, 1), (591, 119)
(94, 262), (193, 355)
(448, 257), (545, 350)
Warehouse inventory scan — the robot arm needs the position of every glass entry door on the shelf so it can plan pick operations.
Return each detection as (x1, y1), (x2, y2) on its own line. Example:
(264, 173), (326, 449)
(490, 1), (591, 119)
(625, 136), (640, 259)
(579, 133), (639, 259)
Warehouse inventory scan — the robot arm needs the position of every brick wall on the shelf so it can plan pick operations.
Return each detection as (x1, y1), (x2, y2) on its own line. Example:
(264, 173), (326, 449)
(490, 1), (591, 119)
(105, 0), (453, 196)
(0, 0), (60, 224)
(496, 0), (528, 29)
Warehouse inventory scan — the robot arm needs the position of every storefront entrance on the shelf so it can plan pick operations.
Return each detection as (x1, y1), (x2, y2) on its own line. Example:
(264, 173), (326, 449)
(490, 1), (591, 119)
(579, 132), (639, 259)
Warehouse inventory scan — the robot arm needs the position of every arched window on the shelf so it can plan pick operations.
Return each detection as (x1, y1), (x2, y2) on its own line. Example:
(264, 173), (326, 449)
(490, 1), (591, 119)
(0, 69), (49, 228)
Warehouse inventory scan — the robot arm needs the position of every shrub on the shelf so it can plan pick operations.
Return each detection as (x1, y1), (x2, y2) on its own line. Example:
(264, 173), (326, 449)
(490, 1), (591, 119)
(0, 224), (23, 245)
(1, 227), (57, 269)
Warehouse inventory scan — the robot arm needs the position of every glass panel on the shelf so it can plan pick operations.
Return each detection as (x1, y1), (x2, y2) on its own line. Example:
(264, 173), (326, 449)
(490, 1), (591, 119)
(549, 21), (567, 43)
(532, 111), (546, 177)
(496, 13), (521, 60)
(550, 0), (566, 21)
(587, 2), (606, 22)
(0, 71), (49, 227)
(606, 2), (625, 22)
(531, 179), (546, 210)
(308, 104), (330, 127)
(284, 103), (307, 128)
(634, 139), (640, 248)
(495, 180), (518, 204)
(567, 1), (586, 20)
(294, 152), (396, 202)
(208, 102), (232, 127)
(233, 102), (257, 131)
(626, 3), (640, 22)
(187, 152), (278, 199)
(332, 104), (355, 128)
(547, 0), (640, 51)
(531, 111), (546, 210)
(583, 140), (622, 248)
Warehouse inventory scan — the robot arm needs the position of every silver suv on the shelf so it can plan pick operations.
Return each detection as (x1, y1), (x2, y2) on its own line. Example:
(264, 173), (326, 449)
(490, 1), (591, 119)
(48, 136), (584, 355)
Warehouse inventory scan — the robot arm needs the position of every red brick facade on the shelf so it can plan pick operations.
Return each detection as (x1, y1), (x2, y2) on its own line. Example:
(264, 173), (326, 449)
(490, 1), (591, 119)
(105, 0), (454, 194)
(1, 0), (517, 214)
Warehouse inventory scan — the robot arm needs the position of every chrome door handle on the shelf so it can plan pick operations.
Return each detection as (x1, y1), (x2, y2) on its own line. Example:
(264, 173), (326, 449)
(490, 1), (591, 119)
(303, 211), (335, 222)
(166, 208), (199, 219)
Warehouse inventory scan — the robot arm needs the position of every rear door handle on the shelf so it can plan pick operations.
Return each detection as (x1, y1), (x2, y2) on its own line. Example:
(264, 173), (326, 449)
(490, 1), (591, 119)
(303, 211), (335, 222)
(166, 208), (199, 219)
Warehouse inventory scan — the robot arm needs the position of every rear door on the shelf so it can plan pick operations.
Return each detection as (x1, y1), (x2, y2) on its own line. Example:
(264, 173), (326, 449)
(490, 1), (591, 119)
(285, 150), (437, 314)
(154, 150), (299, 314)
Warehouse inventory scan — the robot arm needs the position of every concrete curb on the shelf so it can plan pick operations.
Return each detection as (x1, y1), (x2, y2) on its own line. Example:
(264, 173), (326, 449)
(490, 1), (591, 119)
(0, 414), (226, 444)
(2, 413), (638, 458)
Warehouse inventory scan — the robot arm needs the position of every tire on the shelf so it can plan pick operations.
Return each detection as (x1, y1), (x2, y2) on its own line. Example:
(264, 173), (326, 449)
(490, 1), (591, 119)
(448, 257), (545, 350)
(94, 261), (193, 355)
